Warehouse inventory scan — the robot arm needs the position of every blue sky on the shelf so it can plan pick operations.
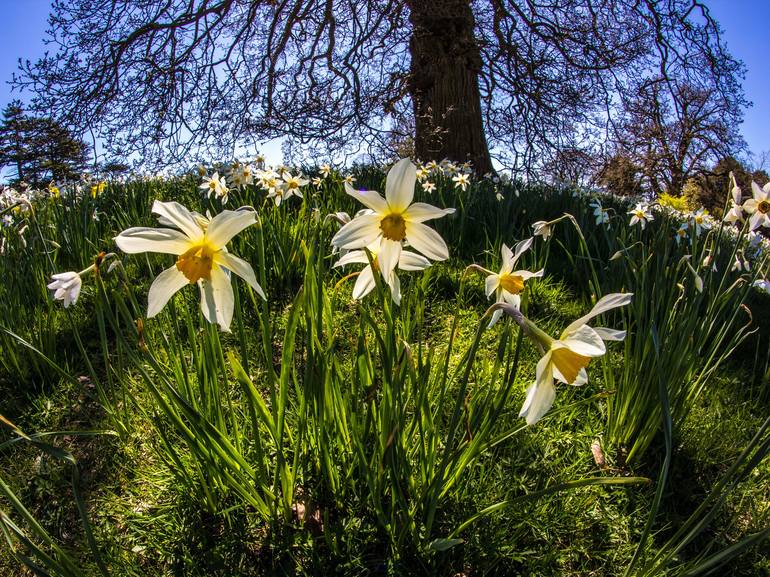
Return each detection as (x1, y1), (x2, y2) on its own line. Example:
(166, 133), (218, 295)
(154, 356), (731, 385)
(0, 0), (767, 171)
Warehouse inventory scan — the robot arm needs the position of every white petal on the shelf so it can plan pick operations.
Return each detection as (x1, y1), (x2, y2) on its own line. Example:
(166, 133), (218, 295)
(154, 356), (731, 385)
(147, 266), (189, 318)
(217, 252), (266, 300)
(65, 280), (82, 307)
(514, 268), (544, 280)
(199, 266), (235, 331)
(405, 221), (449, 261)
(344, 182), (388, 214)
(485, 274), (499, 298)
(388, 271), (402, 305)
(752, 181), (767, 201)
(352, 265), (376, 300)
(397, 251), (432, 271)
(151, 201), (204, 241)
(377, 239), (402, 279)
(593, 327), (627, 341)
(511, 237), (533, 266)
(502, 291), (521, 309)
(333, 250), (370, 268)
(520, 354), (556, 425)
(749, 211), (765, 231)
(563, 293), (633, 336)
(403, 203), (455, 223)
(385, 158), (416, 213)
(205, 210), (257, 249)
(487, 308), (503, 328)
(115, 227), (191, 255)
(500, 243), (514, 273)
(558, 325), (606, 357)
(331, 213), (382, 249)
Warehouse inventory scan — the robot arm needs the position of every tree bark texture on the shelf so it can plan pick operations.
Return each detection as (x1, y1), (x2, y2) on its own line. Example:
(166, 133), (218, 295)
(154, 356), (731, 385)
(408, 0), (494, 174)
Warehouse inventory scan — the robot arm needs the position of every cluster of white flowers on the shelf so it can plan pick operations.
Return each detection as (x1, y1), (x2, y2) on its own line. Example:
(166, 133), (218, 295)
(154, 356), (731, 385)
(414, 158), (474, 194)
(196, 158), (355, 207)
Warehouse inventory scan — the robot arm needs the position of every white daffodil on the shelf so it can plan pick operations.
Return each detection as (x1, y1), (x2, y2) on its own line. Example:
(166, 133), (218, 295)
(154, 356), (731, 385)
(483, 238), (543, 327)
(628, 203), (653, 229)
(200, 172), (229, 204)
(319, 164), (332, 178)
(47, 271), (83, 308)
(674, 223), (688, 245)
(511, 293), (633, 425)
(452, 173), (470, 191)
(312, 176), (323, 187)
(422, 181), (436, 193)
(334, 244), (431, 305)
(442, 159), (458, 175)
(590, 200), (609, 226)
(343, 175), (356, 185)
(331, 158), (455, 282)
(280, 172), (308, 197)
(724, 179), (743, 224)
(691, 208), (710, 236)
(115, 201), (265, 331)
(229, 162), (253, 188)
(743, 181), (770, 230)
(532, 220), (552, 241)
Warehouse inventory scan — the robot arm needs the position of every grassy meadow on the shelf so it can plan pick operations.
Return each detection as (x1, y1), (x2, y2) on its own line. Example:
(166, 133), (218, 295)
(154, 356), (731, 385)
(0, 161), (769, 576)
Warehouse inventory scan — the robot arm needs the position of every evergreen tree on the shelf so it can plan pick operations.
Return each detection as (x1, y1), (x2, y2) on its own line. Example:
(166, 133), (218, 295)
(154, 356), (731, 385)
(0, 102), (89, 185)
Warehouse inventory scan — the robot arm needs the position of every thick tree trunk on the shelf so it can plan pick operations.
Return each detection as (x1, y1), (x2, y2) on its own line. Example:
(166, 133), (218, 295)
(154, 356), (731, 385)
(407, 0), (494, 175)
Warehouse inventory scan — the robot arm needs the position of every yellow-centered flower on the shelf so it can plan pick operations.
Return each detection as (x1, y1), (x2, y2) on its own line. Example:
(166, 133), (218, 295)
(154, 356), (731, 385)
(517, 293), (633, 425)
(115, 201), (265, 331)
(484, 238), (543, 327)
(331, 158), (455, 280)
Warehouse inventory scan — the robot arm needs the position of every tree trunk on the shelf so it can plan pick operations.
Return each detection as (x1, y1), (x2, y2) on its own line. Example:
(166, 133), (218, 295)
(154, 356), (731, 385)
(407, 0), (494, 175)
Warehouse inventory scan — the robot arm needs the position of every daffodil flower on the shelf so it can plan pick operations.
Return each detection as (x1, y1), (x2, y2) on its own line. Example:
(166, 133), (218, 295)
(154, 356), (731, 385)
(497, 293), (633, 425)
(691, 208), (710, 236)
(334, 244), (431, 305)
(331, 158), (455, 282)
(280, 172), (308, 196)
(47, 255), (117, 308)
(482, 238), (543, 327)
(47, 271), (82, 307)
(628, 203), (653, 229)
(743, 181), (770, 230)
(724, 179), (743, 224)
(590, 200), (609, 226)
(531, 220), (552, 240)
(200, 172), (229, 204)
(115, 201), (265, 331)
(452, 173), (470, 191)
(674, 223), (688, 245)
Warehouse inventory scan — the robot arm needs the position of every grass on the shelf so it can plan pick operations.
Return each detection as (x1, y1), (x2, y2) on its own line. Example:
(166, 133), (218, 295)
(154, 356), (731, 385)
(0, 164), (769, 575)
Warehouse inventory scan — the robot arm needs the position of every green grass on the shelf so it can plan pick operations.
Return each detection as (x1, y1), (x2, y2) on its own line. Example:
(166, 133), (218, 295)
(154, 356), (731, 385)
(1, 166), (769, 576)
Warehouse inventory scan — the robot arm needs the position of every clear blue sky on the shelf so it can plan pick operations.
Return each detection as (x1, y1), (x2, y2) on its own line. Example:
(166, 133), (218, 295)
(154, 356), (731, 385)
(0, 0), (767, 169)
